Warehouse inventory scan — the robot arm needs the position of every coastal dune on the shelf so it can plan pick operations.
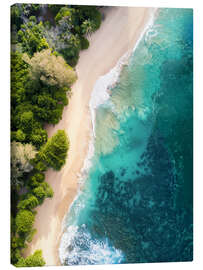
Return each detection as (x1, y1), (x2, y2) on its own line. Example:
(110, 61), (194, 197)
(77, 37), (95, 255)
(25, 6), (154, 266)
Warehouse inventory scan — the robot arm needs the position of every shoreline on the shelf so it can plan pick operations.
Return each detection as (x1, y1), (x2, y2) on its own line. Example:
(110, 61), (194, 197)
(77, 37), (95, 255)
(25, 7), (156, 266)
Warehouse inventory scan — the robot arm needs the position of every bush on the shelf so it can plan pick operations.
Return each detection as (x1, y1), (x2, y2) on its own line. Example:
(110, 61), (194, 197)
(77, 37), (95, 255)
(33, 186), (46, 201)
(40, 182), (54, 198)
(17, 195), (39, 210)
(55, 7), (72, 24)
(15, 249), (45, 267)
(24, 49), (77, 88)
(38, 130), (69, 170)
(18, 18), (49, 56)
(80, 36), (89, 50)
(33, 182), (53, 204)
(34, 161), (47, 172)
(19, 111), (34, 133)
(29, 172), (45, 187)
(16, 129), (26, 142)
(16, 210), (35, 235)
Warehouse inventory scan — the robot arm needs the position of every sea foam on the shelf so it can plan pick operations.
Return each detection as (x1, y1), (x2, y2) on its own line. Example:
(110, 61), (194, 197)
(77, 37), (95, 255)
(59, 224), (124, 265)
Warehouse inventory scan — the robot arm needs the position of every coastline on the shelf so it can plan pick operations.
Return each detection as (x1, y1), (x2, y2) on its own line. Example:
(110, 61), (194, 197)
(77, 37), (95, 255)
(24, 7), (156, 266)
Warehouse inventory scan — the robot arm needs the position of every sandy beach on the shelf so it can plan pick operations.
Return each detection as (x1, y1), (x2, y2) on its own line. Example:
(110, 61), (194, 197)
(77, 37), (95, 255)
(25, 7), (154, 266)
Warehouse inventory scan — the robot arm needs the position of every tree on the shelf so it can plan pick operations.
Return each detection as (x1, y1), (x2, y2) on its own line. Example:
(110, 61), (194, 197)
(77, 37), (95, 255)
(15, 129), (26, 142)
(32, 182), (53, 204)
(15, 210), (35, 235)
(30, 128), (48, 149)
(23, 49), (77, 88)
(11, 142), (37, 188)
(37, 130), (69, 170)
(19, 111), (34, 133)
(29, 172), (45, 187)
(81, 19), (96, 37)
(55, 7), (72, 24)
(18, 18), (49, 56)
(15, 250), (45, 267)
(33, 186), (46, 202)
(17, 195), (39, 210)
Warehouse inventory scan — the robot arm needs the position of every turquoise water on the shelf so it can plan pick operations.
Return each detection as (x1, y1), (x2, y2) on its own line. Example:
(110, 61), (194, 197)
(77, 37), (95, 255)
(60, 8), (193, 264)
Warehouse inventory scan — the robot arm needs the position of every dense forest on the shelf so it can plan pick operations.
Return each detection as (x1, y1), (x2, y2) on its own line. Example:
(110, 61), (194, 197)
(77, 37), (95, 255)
(10, 3), (102, 266)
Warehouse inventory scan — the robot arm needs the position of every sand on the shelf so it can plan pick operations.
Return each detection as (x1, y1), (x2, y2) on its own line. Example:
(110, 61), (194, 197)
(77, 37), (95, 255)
(25, 6), (155, 266)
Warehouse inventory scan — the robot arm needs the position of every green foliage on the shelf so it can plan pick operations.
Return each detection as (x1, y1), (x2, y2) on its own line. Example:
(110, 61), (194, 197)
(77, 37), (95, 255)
(34, 161), (47, 172)
(24, 49), (77, 88)
(33, 181), (53, 204)
(55, 7), (72, 23)
(27, 228), (37, 243)
(11, 5), (23, 31)
(30, 128), (48, 149)
(38, 130), (69, 170)
(15, 129), (26, 142)
(11, 52), (29, 110)
(15, 250), (45, 267)
(73, 5), (102, 31)
(33, 186), (46, 202)
(81, 19), (97, 36)
(40, 182), (54, 198)
(29, 172), (45, 187)
(48, 4), (65, 16)
(17, 195), (39, 210)
(53, 5), (102, 66)
(10, 4), (103, 266)
(11, 236), (25, 264)
(80, 36), (90, 50)
(16, 210), (35, 235)
(11, 141), (37, 188)
(18, 18), (49, 56)
(19, 111), (34, 133)
(11, 52), (69, 132)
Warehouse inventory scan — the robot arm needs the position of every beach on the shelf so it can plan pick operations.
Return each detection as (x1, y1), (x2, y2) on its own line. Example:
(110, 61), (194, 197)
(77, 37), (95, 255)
(25, 6), (154, 266)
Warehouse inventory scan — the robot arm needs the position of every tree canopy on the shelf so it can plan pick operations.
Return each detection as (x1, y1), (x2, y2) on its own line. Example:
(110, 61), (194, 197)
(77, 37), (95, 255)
(15, 250), (46, 267)
(16, 210), (35, 235)
(24, 49), (77, 88)
(18, 18), (49, 56)
(37, 130), (69, 171)
(11, 142), (37, 188)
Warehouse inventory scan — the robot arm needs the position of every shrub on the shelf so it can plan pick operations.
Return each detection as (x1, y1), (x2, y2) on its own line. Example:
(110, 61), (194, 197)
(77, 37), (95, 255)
(38, 130), (69, 170)
(15, 249), (45, 267)
(24, 49), (77, 88)
(15, 210), (35, 235)
(17, 195), (39, 210)
(33, 186), (46, 201)
(29, 172), (45, 187)
(80, 36), (89, 50)
(55, 7), (72, 24)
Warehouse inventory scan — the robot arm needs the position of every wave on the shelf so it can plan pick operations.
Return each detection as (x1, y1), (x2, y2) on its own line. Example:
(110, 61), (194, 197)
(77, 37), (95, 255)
(133, 8), (158, 52)
(59, 224), (124, 265)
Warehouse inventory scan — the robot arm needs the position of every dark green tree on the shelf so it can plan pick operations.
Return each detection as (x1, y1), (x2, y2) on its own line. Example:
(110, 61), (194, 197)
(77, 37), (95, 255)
(15, 210), (35, 235)
(37, 130), (69, 171)
(18, 18), (49, 56)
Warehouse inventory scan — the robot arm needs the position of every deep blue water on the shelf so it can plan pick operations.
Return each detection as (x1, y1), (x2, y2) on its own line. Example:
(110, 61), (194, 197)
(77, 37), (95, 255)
(59, 8), (193, 265)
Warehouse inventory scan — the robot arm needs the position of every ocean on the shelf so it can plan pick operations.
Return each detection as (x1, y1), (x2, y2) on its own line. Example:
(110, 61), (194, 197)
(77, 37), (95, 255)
(59, 8), (193, 265)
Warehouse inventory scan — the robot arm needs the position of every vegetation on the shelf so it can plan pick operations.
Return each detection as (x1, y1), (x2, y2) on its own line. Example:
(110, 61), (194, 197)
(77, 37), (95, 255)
(36, 130), (69, 171)
(16, 210), (35, 235)
(18, 18), (49, 56)
(15, 250), (46, 267)
(11, 3), (103, 267)
(24, 49), (77, 88)
(11, 142), (37, 189)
